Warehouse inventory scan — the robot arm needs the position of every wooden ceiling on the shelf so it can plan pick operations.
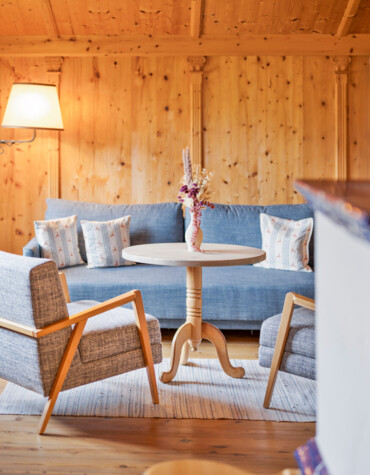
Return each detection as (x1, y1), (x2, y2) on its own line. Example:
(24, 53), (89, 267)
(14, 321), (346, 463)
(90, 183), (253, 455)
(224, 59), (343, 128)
(0, 0), (369, 36)
(0, 0), (369, 56)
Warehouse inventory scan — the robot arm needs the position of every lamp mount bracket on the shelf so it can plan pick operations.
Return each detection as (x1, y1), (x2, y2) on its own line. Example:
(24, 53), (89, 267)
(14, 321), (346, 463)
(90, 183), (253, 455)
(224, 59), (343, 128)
(0, 129), (36, 154)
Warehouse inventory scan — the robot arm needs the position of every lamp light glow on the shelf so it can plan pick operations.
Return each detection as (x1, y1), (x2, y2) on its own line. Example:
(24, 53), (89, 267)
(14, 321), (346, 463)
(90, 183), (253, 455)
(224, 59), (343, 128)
(1, 83), (64, 131)
(0, 83), (63, 154)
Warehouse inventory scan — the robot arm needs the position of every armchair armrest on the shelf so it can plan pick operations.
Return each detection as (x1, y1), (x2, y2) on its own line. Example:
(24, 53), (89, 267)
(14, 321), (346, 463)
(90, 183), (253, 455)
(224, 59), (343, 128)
(38, 290), (139, 337)
(23, 236), (41, 258)
(0, 290), (139, 338)
(288, 292), (315, 311)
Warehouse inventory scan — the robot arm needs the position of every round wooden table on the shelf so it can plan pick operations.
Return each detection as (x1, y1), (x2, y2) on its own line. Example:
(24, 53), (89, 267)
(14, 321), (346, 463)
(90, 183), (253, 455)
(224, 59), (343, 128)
(144, 459), (249, 475)
(123, 243), (265, 383)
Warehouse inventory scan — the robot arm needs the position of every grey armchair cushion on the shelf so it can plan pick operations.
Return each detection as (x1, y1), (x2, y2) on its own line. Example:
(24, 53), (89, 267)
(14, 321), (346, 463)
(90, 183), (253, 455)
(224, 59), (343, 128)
(259, 306), (316, 381)
(259, 307), (315, 359)
(67, 300), (162, 363)
(259, 346), (316, 380)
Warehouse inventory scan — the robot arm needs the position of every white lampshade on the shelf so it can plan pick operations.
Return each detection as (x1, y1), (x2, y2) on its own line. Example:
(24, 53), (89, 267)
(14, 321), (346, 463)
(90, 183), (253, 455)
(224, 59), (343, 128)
(1, 83), (64, 130)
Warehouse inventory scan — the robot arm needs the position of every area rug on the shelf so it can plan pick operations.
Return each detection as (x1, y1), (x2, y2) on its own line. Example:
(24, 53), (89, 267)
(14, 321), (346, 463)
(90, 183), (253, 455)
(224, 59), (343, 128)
(0, 359), (316, 422)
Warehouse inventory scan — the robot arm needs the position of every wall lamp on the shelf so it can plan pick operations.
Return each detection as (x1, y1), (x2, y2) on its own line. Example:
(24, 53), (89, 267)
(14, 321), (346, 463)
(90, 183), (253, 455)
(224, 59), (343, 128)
(0, 83), (64, 154)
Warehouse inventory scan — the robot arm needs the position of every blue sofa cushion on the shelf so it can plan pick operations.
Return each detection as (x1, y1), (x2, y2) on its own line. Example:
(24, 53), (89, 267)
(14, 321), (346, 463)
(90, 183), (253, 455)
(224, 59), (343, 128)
(61, 263), (314, 330)
(45, 199), (184, 262)
(185, 203), (314, 266)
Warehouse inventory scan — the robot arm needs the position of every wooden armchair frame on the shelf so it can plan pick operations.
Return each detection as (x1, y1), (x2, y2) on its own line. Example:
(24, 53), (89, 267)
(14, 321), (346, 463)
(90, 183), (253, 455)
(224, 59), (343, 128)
(263, 292), (315, 409)
(0, 273), (159, 434)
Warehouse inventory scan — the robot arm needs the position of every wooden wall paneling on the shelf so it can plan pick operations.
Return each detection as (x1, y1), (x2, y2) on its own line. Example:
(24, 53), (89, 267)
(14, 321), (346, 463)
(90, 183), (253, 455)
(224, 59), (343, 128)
(188, 56), (206, 169)
(241, 56), (260, 204)
(60, 57), (133, 204)
(203, 56), (243, 204)
(332, 56), (351, 180)
(302, 57), (336, 180)
(285, 56), (304, 204)
(203, 56), (304, 205)
(46, 57), (63, 199)
(347, 56), (370, 179)
(256, 56), (303, 204)
(131, 56), (189, 204)
(0, 58), (58, 254)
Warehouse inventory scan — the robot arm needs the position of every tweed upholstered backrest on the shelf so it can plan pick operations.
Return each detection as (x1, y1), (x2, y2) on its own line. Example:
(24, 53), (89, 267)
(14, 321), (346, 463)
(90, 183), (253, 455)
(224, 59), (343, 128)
(0, 251), (77, 396)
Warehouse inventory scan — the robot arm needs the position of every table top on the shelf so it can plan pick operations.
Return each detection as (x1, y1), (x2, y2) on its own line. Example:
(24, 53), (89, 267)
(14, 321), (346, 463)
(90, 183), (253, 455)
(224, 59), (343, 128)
(122, 243), (266, 267)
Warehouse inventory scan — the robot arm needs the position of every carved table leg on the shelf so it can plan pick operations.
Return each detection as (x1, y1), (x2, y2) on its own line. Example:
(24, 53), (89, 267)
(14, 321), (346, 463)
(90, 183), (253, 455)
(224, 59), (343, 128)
(180, 341), (190, 365)
(161, 265), (245, 383)
(161, 267), (202, 382)
(186, 267), (203, 351)
(160, 322), (192, 383)
(202, 321), (245, 378)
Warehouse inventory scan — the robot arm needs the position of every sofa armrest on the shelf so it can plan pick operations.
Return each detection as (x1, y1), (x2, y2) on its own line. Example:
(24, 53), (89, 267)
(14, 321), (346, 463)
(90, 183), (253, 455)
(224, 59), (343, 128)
(23, 236), (41, 258)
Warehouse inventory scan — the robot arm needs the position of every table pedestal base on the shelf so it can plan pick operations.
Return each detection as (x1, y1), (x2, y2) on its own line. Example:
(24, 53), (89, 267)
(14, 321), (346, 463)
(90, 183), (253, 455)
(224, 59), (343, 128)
(160, 266), (245, 384)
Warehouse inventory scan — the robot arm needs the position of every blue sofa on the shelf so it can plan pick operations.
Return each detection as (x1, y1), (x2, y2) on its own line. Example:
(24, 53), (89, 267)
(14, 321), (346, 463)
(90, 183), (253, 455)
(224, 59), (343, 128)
(23, 198), (315, 330)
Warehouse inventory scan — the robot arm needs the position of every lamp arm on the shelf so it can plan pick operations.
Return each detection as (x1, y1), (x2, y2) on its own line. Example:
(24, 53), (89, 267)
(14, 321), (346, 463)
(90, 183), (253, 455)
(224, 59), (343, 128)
(0, 129), (36, 154)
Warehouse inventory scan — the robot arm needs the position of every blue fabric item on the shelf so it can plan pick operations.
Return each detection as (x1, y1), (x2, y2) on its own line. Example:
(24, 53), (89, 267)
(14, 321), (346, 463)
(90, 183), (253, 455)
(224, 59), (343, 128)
(45, 199), (184, 262)
(60, 263), (314, 329)
(259, 345), (316, 380)
(23, 236), (41, 258)
(260, 307), (315, 358)
(185, 203), (314, 266)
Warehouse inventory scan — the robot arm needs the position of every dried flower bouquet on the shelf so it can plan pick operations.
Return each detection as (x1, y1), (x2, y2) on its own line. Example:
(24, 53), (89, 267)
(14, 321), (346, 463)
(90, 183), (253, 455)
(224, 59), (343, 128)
(177, 147), (214, 252)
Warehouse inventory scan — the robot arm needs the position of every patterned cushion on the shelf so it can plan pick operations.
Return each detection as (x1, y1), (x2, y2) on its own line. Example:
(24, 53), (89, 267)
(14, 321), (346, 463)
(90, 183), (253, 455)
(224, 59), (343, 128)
(44, 199), (184, 262)
(34, 215), (83, 268)
(81, 216), (134, 268)
(254, 213), (313, 272)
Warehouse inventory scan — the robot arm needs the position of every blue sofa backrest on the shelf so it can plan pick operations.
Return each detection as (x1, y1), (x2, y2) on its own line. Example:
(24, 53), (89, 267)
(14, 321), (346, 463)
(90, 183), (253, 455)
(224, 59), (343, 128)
(185, 203), (314, 265)
(45, 199), (184, 262)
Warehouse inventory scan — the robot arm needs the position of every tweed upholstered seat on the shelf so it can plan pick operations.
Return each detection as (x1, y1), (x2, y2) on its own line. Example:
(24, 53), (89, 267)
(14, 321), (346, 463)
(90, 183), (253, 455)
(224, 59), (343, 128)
(67, 301), (162, 364)
(0, 251), (162, 434)
(259, 307), (316, 380)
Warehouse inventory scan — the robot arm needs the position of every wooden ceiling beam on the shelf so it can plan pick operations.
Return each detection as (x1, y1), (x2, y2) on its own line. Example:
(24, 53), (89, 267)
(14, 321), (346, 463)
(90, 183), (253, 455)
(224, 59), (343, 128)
(336, 0), (362, 37)
(0, 34), (369, 56)
(190, 0), (204, 38)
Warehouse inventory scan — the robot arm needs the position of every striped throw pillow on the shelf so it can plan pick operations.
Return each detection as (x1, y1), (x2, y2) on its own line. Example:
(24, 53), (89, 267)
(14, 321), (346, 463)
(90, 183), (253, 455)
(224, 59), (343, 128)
(254, 213), (313, 272)
(34, 215), (84, 268)
(81, 216), (134, 268)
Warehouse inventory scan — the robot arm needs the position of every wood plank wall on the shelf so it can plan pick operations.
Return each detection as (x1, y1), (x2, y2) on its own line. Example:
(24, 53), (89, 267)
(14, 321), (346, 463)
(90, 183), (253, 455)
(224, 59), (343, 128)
(0, 55), (369, 254)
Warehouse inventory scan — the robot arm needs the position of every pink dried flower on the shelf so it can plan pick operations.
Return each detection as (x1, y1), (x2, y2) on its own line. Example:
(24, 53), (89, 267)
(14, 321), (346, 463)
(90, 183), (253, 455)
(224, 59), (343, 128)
(182, 147), (193, 187)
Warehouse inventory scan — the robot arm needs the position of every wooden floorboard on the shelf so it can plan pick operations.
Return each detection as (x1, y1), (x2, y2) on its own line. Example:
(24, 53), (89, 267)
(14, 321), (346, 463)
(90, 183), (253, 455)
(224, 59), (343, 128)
(0, 330), (315, 474)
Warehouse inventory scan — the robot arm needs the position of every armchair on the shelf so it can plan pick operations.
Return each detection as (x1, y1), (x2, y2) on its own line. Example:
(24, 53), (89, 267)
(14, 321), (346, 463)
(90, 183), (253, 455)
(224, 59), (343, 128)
(0, 251), (162, 434)
(259, 292), (316, 408)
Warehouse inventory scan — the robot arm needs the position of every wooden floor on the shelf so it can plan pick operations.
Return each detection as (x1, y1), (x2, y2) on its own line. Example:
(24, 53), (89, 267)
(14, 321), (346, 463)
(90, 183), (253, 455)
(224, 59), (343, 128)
(0, 330), (315, 474)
